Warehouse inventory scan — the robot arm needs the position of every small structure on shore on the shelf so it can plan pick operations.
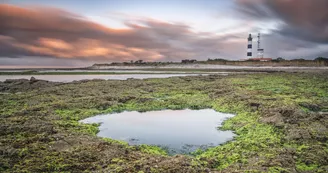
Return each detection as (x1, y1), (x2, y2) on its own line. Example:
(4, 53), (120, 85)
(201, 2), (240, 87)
(181, 59), (197, 63)
(257, 33), (264, 58)
(248, 58), (272, 62)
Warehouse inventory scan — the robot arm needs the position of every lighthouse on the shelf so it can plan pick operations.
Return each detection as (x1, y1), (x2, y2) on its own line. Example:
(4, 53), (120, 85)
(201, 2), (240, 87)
(244, 33), (271, 61)
(247, 34), (253, 58)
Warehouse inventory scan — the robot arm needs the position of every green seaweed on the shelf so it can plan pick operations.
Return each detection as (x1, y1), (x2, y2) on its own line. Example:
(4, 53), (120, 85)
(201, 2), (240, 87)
(1, 72), (327, 172)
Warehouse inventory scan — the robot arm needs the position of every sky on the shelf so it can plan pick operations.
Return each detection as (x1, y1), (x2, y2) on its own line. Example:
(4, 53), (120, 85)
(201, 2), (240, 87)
(0, 0), (328, 67)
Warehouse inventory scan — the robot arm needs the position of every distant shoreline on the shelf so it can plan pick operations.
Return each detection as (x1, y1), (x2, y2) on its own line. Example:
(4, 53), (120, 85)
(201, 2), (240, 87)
(1, 59), (328, 71)
(0, 65), (327, 75)
(92, 58), (328, 68)
(0, 71), (213, 75)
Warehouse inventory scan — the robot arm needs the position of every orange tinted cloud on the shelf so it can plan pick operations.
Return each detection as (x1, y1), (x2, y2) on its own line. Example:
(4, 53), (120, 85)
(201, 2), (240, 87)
(0, 4), (245, 63)
(1, 1), (327, 66)
(38, 38), (73, 50)
(6, 36), (164, 61)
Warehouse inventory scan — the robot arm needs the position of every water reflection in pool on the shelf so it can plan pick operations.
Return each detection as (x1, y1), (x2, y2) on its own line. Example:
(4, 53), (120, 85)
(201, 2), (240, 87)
(80, 109), (235, 154)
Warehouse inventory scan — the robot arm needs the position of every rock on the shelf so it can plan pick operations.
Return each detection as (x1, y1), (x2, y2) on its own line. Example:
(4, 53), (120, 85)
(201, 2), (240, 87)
(299, 102), (321, 112)
(250, 102), (261, 108)
(286, 128), (312, 141)
(30, 76), (37, 81)
(4, 79), (29, 83)
(279, 109), (295, 118)
(29, 76), (40, 84)
(260, 113), (284, 127)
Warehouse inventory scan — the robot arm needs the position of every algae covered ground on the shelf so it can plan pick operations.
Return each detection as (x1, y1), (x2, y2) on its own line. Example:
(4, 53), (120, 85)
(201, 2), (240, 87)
(0, 72), (328, 172)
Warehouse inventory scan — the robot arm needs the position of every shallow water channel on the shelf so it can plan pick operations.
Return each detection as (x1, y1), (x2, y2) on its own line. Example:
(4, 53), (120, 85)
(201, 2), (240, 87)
(0, 74), (207, 82)
(80, 109), (235, 154)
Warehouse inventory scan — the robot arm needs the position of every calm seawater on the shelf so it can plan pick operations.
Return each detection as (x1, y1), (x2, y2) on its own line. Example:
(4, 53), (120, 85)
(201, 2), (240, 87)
(0, 74), (206, 82)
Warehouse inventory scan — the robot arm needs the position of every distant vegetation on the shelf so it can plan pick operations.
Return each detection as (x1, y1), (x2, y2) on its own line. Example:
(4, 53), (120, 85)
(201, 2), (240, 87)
(92, 57), (328, 67)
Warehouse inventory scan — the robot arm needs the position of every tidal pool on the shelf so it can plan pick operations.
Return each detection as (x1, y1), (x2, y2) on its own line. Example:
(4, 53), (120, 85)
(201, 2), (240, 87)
(80, 109), (235, 154)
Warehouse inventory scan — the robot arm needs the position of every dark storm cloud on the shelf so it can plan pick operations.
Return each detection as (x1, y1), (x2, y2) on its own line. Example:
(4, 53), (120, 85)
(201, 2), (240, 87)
(236, 0), (274, 20)
(234, 0), (328, 59)
(236, 0), (328, 44)
(0, 4), (245, 65)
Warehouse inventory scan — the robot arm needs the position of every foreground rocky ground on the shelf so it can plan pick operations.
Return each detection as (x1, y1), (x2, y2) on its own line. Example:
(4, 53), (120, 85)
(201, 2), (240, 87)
(0, 72), (327, 172)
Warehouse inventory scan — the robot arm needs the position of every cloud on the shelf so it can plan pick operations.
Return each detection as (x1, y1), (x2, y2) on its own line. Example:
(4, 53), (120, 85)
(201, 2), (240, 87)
(1, 1), (326, 66)
(234, 0), (328, 59)
(236, 0), (328, 43)
(0, 4), (246, 66)
(38, 38), (73, 50)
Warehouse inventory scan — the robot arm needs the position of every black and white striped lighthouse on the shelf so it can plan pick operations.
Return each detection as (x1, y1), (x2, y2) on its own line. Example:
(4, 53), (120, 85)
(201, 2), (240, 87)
(247, 34), (253, 57)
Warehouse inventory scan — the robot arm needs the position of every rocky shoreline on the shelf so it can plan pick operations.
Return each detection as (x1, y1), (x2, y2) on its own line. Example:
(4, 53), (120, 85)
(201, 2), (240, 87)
(1, 72), (327, 172)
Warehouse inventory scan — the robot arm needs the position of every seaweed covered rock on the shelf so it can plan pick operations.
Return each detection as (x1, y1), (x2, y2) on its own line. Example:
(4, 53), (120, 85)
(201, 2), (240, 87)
(0, 78), (62, 92)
